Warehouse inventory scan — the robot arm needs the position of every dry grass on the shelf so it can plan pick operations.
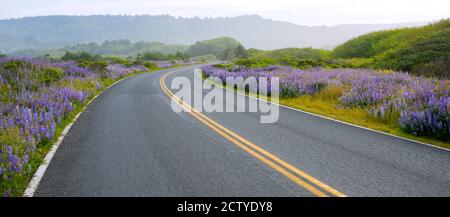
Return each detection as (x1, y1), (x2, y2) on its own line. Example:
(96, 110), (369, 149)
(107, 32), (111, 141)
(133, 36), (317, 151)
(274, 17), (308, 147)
(279, 86), (450, 149)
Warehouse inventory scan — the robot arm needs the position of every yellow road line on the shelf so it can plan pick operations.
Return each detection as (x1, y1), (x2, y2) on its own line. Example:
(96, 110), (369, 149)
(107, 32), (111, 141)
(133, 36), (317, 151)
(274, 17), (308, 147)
(166, 91), (329, 197)
(160, 72), (347, 197)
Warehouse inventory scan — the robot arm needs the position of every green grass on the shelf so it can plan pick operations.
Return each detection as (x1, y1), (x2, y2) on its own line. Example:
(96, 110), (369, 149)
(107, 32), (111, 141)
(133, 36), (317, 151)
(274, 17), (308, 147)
(200, 73), (450, 150)
(331, 19), (450, 77)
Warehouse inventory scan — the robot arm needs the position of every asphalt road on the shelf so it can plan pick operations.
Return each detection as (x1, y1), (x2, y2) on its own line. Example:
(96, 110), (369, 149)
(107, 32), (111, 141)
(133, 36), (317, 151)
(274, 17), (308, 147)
(35, 66), (450, 196)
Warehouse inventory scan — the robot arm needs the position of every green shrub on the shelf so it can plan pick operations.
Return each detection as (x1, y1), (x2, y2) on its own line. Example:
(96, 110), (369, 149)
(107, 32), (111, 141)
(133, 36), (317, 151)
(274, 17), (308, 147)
(144, 62), (158, 69)
(107, 57), (132, 67)
(40, 67), (64, 84)
(186, 37), (241, 60)
(3, 60), (33, 72)
(234, 47), (331, 69)
(79, 60), (108, 72)
(61, 51), (100, 62)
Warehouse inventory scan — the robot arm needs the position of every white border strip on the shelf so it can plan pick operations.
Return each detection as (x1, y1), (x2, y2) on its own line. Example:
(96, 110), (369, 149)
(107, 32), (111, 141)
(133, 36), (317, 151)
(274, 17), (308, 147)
(194, 70), (450, 152)
(23, 76), (131, 197)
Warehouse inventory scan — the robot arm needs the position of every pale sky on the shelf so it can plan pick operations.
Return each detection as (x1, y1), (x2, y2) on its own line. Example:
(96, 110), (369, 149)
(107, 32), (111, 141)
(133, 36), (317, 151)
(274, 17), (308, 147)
(1, 0), (449, 26)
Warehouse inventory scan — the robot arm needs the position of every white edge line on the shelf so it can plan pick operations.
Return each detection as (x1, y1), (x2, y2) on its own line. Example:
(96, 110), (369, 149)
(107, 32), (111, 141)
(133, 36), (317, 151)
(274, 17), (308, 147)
(23, 75), (133, 197)
(194, 70), (450, 152)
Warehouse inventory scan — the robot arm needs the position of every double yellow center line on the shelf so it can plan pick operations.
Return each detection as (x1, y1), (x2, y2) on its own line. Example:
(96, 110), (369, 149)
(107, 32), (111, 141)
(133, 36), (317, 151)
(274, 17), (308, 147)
(159, 71), (346, 197)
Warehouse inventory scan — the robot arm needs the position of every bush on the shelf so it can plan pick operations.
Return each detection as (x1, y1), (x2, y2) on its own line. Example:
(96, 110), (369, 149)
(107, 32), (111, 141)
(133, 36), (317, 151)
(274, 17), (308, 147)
(106, 57), (132, 67)
(3, 60), (33, 72)
(186, 37), (241, 60)
(61, 51), (100, 62)
(233, 48), (332, 69)
(40, 67), (64, 84)
(411, 56), (450, 78)
(78, 60), (108, 75)
(144, 62), (158, 70)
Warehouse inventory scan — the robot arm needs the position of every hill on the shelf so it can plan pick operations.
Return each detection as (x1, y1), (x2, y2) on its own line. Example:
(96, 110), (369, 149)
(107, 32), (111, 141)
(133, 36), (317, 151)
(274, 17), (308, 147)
(186, 37), (242, 60)
(332, 19), (450, 77)
(0, 15), (428, 53)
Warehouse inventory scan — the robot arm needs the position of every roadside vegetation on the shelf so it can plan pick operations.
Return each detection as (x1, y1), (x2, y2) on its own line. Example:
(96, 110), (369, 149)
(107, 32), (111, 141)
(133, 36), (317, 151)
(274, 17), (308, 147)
(233, 19), (449, 79)
(0, 53), (177, 196)
(0, 35), (250, 197)
(186, 37), (248, 60)
(202, 65), (449, 148)
(234, 48), (332, 69)
(1, 18), (448, 196)
(201, 19), (450, 147)
(332, 19), (450, 78)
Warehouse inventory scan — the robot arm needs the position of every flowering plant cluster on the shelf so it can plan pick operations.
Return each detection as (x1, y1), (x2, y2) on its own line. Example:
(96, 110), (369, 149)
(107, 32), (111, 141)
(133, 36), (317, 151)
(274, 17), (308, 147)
(202, 65), (449, 140)
(150, 60), (176, 68)
(0, 57), (147, 196)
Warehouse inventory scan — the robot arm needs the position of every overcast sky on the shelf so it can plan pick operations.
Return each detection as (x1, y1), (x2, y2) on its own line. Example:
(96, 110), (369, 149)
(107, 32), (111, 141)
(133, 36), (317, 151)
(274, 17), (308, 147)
(1, 0), (449, 26)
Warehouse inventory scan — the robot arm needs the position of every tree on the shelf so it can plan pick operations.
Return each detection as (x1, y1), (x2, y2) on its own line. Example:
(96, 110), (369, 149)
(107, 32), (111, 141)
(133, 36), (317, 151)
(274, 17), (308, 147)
(234, 44), (248, 58)
(220, 48), (235, 60)
(61, 51), (99, 62)
(175, 51), (188, 60)
(136, 51), (167, 61)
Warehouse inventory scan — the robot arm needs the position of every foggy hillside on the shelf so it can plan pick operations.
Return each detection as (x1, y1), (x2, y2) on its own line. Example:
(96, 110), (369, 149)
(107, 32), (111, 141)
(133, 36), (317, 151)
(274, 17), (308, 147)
(0, 15), (428, 53)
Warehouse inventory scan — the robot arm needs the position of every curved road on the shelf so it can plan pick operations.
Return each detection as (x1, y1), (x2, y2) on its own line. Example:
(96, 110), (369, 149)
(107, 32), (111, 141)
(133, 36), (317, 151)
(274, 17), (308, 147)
(35, 66), (450, 197)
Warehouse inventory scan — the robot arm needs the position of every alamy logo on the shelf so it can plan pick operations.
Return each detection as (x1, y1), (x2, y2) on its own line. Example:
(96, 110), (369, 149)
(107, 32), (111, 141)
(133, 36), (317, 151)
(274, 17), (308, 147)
(170, 69), (280, 123)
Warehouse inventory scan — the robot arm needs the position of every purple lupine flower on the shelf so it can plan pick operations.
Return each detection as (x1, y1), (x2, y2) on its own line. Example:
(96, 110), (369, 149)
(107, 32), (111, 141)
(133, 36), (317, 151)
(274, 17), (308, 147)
(2, 56), (149, 195)
(202, 64), (449, 139)
(3, 190), (10, 197)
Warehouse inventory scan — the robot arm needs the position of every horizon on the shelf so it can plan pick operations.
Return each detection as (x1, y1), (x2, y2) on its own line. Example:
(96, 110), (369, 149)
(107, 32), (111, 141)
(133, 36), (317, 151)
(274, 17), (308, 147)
(1, 0), (449, 26)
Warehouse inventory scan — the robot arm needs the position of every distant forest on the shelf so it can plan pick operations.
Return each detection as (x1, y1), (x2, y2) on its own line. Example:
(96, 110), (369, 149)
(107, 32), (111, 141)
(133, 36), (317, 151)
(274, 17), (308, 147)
(10, 39), (189, 57)
(7, 36), (246, 61)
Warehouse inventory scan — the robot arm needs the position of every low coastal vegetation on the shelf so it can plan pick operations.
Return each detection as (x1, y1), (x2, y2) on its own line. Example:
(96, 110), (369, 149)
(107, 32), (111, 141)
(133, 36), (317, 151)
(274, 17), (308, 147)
(186, 37), (247, 60)
(0, 55), (163, 196)
(332, 19), (450, 78)
(199, 20), (449, 147)
(202, 64), (449, 148)
(235, 19), (450, 78)
(0, 18), (448, 197)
